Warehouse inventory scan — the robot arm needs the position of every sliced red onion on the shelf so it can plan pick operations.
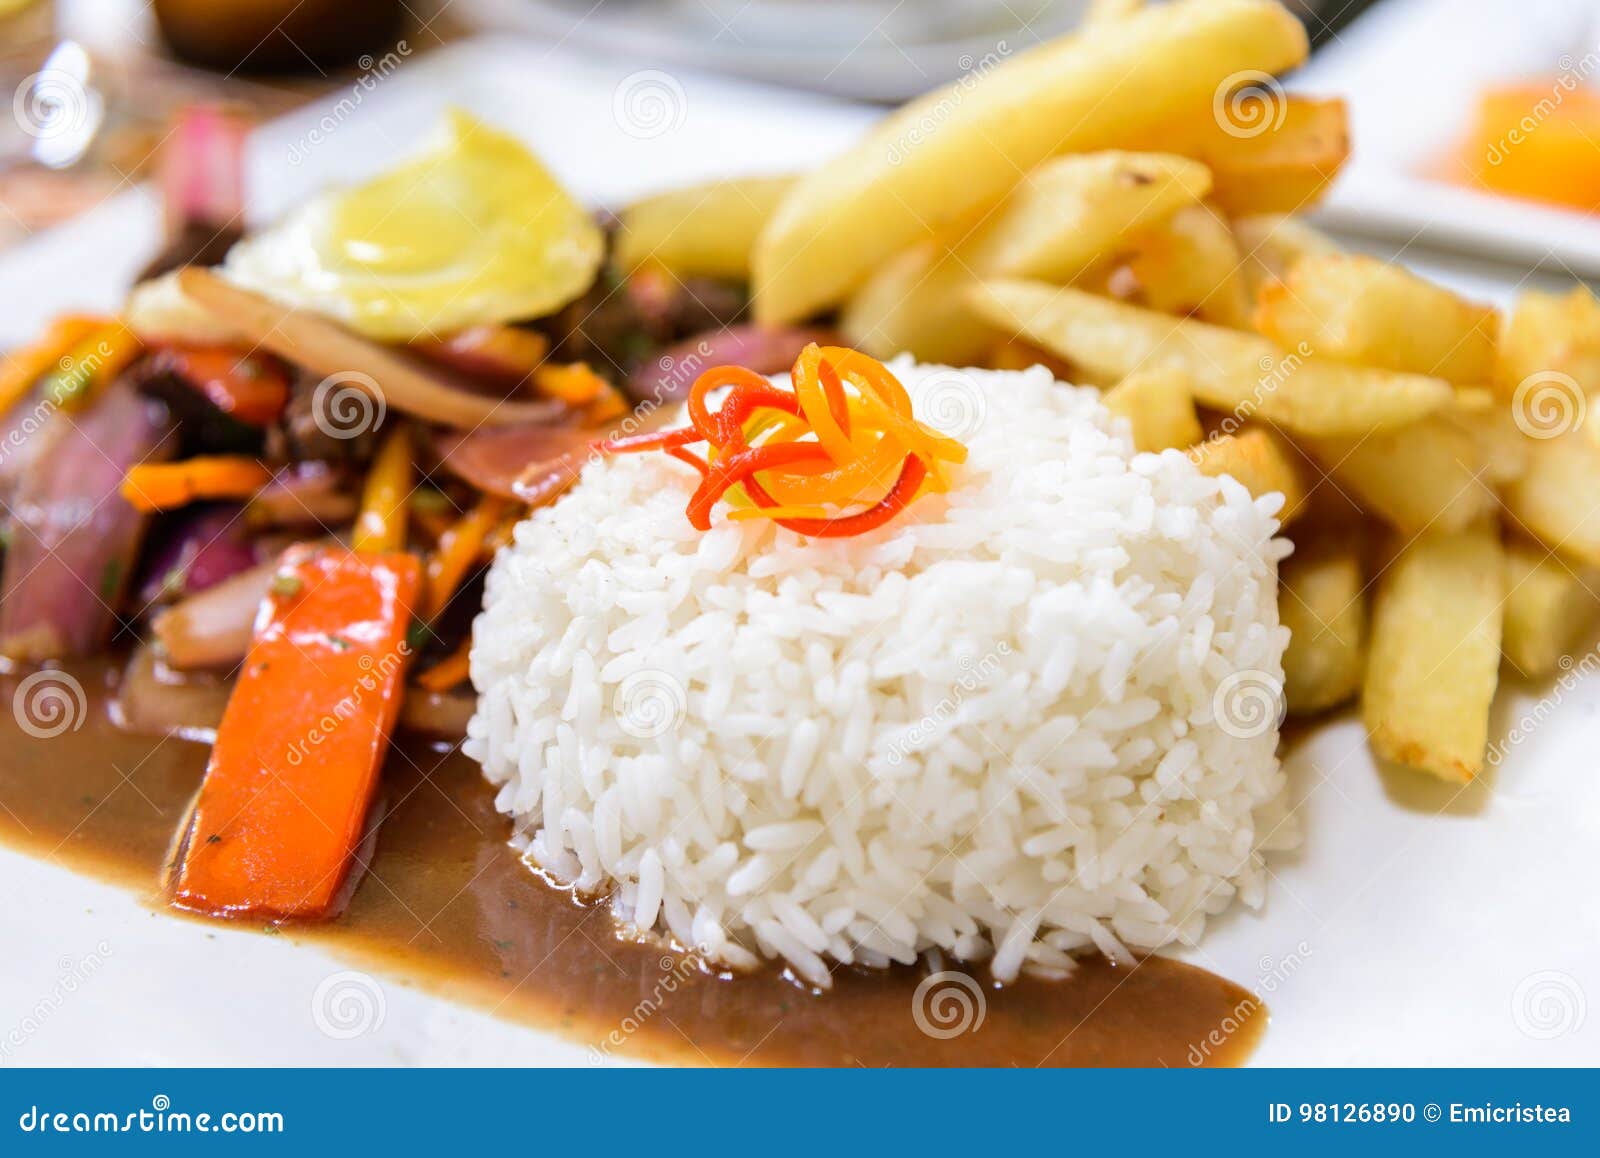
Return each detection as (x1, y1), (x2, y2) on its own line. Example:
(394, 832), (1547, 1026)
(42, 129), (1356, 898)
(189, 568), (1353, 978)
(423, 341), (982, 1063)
(245, 461), (358, 529)
(149, 558), (276, 671)
(135, 503), (264, 607)
(0, 383), (177, 660)
(432, 422), (599, 502)
(115, 643), (232, 743)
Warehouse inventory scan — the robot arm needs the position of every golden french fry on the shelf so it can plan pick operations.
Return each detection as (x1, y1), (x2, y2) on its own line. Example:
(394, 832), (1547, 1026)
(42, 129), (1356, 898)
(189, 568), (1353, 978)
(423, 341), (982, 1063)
(1502, 537), (1600, 678)
(616, 174), (796, 279)
(1189, 427), (1307, 521)
(1496, 286), (1600, 399)
(1280, 539), (1366, 715)
(841, 152), (1211, 362)
(1362, 524), (1503, 782)
(969, 280), (1455, 436)
(1118, 202), (1252, 327)
(752, 0), (1308, 322)
(1300, 412), (1498, 535)
(1103, 367), (1203, 451)
(1254, 254), (1499, 385)
(984, 339), (1080, 381)
(1502, 429), (1600, 568)
(1142, 94), (1350, 214)
(1232, 213), (1341, 304)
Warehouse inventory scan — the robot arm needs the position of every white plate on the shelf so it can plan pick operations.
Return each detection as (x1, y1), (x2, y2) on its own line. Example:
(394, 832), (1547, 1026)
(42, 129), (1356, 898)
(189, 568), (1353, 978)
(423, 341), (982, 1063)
(1296, 0), (1600, 277)
(0, 36), (1596, 1067)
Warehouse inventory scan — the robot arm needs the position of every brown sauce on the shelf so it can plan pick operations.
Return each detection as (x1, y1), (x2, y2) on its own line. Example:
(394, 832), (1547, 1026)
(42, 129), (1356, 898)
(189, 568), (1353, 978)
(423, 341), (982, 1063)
(0, 661), (1265, 1066)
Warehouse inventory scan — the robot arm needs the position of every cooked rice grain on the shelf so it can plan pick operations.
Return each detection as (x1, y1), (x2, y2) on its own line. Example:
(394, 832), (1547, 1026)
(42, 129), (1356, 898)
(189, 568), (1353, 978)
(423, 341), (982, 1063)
(465, 359), (1295, 986)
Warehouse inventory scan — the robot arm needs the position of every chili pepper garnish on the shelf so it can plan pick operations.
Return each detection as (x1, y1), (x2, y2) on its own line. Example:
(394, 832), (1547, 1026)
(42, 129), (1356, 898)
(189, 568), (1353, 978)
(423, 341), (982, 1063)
(593, 344), (966, 538)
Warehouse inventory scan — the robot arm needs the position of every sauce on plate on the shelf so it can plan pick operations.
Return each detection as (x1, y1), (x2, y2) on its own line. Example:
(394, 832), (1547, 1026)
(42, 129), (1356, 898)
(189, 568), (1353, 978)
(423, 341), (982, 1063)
(0, 661), (1265, 1066)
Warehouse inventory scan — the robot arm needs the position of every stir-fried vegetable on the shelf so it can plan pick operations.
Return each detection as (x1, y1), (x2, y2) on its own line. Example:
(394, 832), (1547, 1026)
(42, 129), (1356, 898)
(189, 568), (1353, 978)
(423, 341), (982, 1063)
(0, 314), (105, 412)
(431, 421), (600, 502)
(150, 559), (277, 670)
(121, 455), (273, 513)
(244, 462), (358, 529)
(172, 544), (422, 919)
(43, 324), (143, 411)
(0, 383), (176, 660)
(410, 323), (549, 388)
(424, 494), (507, 619)
(148, 346), (291, 426)
(352, 423), (413, 553)
(415, 641), (472, 692)
(179, 269), (569, 429)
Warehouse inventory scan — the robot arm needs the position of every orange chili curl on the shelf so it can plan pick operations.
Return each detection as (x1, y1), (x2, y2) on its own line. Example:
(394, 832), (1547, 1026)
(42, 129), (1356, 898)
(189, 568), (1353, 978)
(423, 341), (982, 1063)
(593, 344), (966, 539)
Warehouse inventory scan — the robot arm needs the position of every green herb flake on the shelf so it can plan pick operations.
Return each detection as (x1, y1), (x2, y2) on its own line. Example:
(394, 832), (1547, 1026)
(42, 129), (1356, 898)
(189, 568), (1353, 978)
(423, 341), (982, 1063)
(270, 572), (303, 598)
(98, 558), (122, 600)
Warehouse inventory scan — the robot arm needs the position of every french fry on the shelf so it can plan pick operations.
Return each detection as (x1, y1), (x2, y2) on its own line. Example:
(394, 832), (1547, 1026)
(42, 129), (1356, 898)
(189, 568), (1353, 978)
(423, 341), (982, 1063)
(1117, 202), (1252, 327)
(1141, 94), (1350, 215)
(1448, 395), (1529, 486)
(985, 339), (1079, 382)
(969, 280), (1455, 436)
(1103, 367), (1203, 451)
(1231, 212), (1341, 303)
(841, 152), (1212, 363)
(1300, 412), (1498, 535)
(752, 0), (1309, 321)
(1501, 537), (1600, 678)
(1502, 429), (1600, 568)
(616, 174), (796, 279)
(1279, 539), (1365, 715)
(1188, 427), (1307, 521)
(1495, 286), (1600, 399)
(1254, 254), (1499, 385)
(1362, 524), (1504, 782)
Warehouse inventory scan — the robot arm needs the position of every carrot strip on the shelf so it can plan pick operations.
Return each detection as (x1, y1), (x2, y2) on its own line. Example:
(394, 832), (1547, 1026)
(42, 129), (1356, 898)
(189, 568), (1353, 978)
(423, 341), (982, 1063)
(415, 640), (472, 692)
(157, 346), (291, 426)
(44, 324), (143, 411)
(121, 455), (273, 513)
(423, 494), (507, 619)
(533, 361), (609, 405)
(0, 315), (105, 412)
(172, 544), (422, 920)
(353, 424), (412, 554)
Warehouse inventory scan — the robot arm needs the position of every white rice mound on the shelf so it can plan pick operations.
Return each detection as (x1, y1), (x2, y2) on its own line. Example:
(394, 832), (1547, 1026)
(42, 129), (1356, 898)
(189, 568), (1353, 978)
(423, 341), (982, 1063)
(465, 358), (1296, 987)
